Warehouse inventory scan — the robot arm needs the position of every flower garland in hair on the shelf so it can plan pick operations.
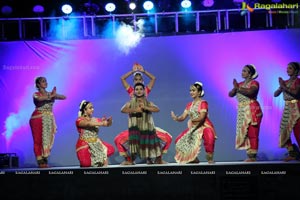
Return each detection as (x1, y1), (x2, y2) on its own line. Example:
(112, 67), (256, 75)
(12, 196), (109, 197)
(247, 64), (258, 79)
(194, 81), (205, 97)
(133, 71), (143, 77)
(78, 100), (88, 117)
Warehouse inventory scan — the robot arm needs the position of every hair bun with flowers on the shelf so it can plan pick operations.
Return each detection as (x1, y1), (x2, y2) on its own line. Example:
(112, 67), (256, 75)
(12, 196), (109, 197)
(133, 71), (143, 77)
(194, 81), (205, 97)
(78, 100), (89, 117)
(246, 64), (258, 79)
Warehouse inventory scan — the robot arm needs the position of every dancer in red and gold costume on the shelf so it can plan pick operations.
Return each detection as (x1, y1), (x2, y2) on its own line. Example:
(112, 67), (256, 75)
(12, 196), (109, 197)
(171, 82), (217, 164)
(114, 63), (172, 165)
(75, 100), (114, 167)
(274, 62), (300, 161)
(29, 76), (66, 168)
(229, 64), (263, 162)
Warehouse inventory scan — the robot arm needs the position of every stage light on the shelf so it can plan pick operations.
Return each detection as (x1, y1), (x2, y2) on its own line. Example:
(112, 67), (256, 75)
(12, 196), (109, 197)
(1, 5), (13, 16)
(61, 4), (73, 15)
(181, 0), (192, 9)
(129, 2), (136, 11)
(105, 3), (116, 12)
(33, 5), (44, 14)
(143, 1), (154, 11)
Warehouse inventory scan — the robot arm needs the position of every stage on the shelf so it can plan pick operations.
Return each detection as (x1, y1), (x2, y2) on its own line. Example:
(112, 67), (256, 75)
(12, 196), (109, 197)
(1, 161), (300, 200)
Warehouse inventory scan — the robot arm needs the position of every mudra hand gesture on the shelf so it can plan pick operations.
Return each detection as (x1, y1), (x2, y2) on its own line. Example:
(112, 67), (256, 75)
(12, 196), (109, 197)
(133, 63), (144, 72)
(233, 79), (239, 90)
(171, 111), (178, 121)
(279, 77), (286, 88)
(101, 116), (113, 127)
(50, 86), (57, 98)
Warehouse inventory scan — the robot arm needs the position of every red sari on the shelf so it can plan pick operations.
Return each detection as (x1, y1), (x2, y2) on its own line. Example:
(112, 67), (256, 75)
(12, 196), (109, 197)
(75, 117), (114, 167)
(235, 80), (263, 154)
(174, 100), (216, 163)
(279, 78), (300, 148)
(29, 92), (56, 161)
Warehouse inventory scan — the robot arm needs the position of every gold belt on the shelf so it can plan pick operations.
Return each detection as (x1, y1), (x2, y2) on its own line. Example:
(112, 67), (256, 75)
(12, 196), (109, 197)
(80, 137), (98, 143)
(39, 110), (53, 115)
(285, 99), (298, 104)
(238, 100), (255, 106)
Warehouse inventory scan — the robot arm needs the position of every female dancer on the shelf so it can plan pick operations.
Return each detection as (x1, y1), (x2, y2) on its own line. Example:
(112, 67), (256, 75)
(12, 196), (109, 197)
(229, 64), (263, 162)
(274, 62), (300, 161)
(171, 82), (217, 164)
(76, 100), (114, 167)
(29, 76), (66, 168)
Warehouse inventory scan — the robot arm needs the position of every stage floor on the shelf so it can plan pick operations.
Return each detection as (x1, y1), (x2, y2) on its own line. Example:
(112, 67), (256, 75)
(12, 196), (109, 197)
(1, 161), (300, 200)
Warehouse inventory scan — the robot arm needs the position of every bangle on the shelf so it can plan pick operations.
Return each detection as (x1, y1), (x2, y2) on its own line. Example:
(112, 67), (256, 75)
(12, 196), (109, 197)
(47, 93), (50, 100)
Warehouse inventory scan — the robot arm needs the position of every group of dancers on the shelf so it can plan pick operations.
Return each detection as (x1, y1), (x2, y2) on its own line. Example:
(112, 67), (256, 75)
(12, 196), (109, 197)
(29, 62), (300, 168)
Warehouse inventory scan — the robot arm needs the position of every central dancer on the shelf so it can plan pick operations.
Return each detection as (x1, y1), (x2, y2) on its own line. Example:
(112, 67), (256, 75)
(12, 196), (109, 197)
(115, 63), (172, 165)
(121, 82), (162, 164)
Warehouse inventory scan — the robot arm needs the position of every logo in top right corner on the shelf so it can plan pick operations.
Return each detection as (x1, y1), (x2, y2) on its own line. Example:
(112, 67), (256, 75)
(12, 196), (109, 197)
(240, 2), (254, 16)
(240, 1), (299, 16)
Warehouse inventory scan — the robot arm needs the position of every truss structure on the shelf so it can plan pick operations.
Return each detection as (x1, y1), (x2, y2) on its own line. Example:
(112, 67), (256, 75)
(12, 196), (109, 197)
(0, 8), (299, 40)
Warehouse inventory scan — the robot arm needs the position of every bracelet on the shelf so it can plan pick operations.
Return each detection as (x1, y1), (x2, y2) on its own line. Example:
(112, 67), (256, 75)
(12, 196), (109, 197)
(47, 93), (50, 100)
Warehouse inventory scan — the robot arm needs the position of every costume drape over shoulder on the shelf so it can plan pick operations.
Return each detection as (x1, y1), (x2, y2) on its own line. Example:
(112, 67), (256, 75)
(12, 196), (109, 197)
(235, 80), (263, 150)
(175, 100), (216, 164)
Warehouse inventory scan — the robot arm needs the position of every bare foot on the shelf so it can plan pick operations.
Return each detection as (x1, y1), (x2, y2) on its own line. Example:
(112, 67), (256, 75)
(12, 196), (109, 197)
(120, 160), (134, 165)
(244, 158), (256, 162)
(147, 158), (154, 164)
(283, 156), (297, 162)
(103, 159), (108, 167)
(155, 158), (168, 164)
(208, 160), (215, 164)
(38, 163), (50, 168)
